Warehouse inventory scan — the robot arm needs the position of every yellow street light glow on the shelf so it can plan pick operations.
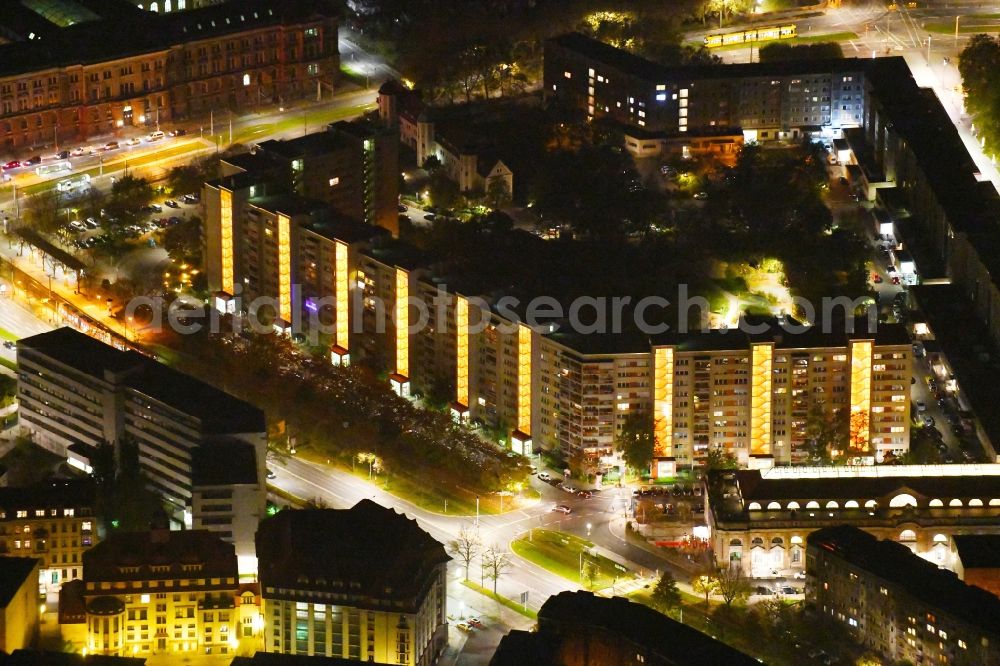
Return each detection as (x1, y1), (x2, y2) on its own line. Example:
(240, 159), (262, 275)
(395, 267), (409, 377)
(750, 343), (773, 455)
(850, 340), (873, 452)
(220, 188), (234, 294)
(456, 295), (469, 407)
(334, 241), (349, 349)
(517, 323), (532, 436)
(653, 346), (673, 458)
(277, 213), (291, 322)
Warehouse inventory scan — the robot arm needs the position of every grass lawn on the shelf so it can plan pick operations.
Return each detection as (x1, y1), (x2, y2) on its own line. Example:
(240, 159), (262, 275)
(461, 580), (537, 620)
(511, 529), (634, 591)
(925, 21), (1000, 34)
(692, 31), (858, 51)
(0, 329), (18, 342)
(0, 356), (16, 372)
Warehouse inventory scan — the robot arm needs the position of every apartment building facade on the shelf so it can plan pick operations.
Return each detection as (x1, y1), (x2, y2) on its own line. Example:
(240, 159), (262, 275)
(807, 525), (1000, 666)
(16, 328), (266, 513)
(256, 502), (450, 665)
(0, 479), (98, 592)
(76, 528), (249, 658)
(0, 0), (339, 151)
(709, 466), (1000, 578)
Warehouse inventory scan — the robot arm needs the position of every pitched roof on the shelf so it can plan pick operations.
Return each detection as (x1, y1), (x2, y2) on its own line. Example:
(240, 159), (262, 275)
(953, 534), (1000, 570)
(733, 468), (1000, 502)
(82, 529), (237, 582)
(0, 556), (40, 607)
(190, 441), (259, 487)
(809, 526), (1000, 636)
(256, 501), (449, 612)
(0, 477), (96, 513)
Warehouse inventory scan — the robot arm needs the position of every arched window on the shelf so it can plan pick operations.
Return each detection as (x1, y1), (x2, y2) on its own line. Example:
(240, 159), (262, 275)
(771, 537), (784, 545)
(969, 498), (984, 507)
(889, 494), (918, 508)
(825, 501), (839, 509)
(748, 502), (762, 511)
(751, 537), (764, 547)
(786, 501), (800, 510)
(845, 500), (859, 508)
(899, 529), (917, 542)
(164, 0), (171, 10)
(948, 499), (963, 507)
(929, 499), (943, 507)
(806, 501), (820, 509)
(933, 534), (948, 543)
(729, 538), (743, 547)
(790, 535), (803, 545)
(865, 500), (878, 508)
(149, 1), (157, 11)
(767, 501), (781, 510)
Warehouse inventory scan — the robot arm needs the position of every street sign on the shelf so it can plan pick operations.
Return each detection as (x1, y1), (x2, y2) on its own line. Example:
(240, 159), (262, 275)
(519, 591), (529, 604)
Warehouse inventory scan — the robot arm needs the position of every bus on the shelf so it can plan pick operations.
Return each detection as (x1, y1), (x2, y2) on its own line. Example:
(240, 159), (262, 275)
(56, 173), (91, 193)
(704, 24), (796, 48)
(36, 161), (71, 177)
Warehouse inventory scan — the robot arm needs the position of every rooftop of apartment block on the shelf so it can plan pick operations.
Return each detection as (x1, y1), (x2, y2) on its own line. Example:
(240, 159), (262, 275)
(83, 528), (237, 582)
(0, 477), (96, 515)
(18, 328), (265, 434)
(809, 525), (1000, 636)
(0, 556), (40, 607)
(191, 440), (259, 487)
(256, 501), (449, 610)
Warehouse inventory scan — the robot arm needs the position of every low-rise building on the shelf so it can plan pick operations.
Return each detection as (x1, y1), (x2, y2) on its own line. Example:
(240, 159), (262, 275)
(807, 525), (1000, 665)
(708, 465), (1000, 577)
(490, 590), (756, 666)
(256, 501), (449, 664)
(0, 478), (98, 592)
(79, 528), (244, 658)
(0, 556), (42, 653)
(17, 327), (266, 516)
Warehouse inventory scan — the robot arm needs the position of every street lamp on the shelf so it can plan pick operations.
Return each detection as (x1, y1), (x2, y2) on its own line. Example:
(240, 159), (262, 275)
(586, 522), (592, 537)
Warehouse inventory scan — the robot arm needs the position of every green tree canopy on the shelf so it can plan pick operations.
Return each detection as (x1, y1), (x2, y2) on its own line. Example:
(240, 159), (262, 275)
(614, 411), (655, 473)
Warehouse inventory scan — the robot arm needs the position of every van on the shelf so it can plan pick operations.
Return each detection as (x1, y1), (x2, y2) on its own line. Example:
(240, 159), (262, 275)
(146, 131), (165, 142)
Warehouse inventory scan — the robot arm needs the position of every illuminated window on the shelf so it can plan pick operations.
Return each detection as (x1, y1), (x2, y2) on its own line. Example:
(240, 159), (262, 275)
(563, 71), (571, 79)
(242, 73), (250, 86)
(328, 177), (339, 187)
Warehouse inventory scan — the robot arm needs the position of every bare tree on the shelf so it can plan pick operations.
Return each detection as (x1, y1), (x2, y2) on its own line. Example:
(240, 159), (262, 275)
(447, 525), (481, 581)
(481, 544), (511, 595)
(716, 565), (752, 607)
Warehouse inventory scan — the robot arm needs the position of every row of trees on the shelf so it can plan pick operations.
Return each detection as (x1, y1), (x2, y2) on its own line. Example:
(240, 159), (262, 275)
(959, 34), (1000, 160)
(448, 525), (511, 594)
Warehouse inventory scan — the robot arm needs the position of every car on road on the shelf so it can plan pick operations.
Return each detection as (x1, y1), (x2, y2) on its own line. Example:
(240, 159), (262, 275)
(537, 471), (551, 481)
(780, 586), (800, 595)
(103, 141), (119, 151)
(560, 484), (578, 493)
(70, 147), (88, 157)
(266, 469), (276, 479)
(397, 203), (408, 212)
(916, 401), (927, 413)
(922, 414), (935, 427)
(2, 161), (20, 170)
(692, 191), (709, 200)
(125, 138), (142, 146)
(455, 622), (473, 632)
(423, 213), (436, 221)
(168, 129), (187, 137)
(23, 155), (41, 166)
(2, 341), (15, 350)
(552, 504), (572, 514)
(467, 617), (484, 629)
(55, 150), (71, 160)
(872, 272), (882, 284)
(577, 490), (593, 499)
(754, 586), (773, 595)
(164, 199), (179, 208)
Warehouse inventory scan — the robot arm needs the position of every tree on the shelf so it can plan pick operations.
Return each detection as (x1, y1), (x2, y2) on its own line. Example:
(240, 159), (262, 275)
(485, 175), (511, 211)
(650, 570), (682, 614)
(428, 170), (460, 211)
(448, 525), (481, 581)
(692, 574), (718, 606)
(23, 188), (63, 236)
(162, 216), (203, 264)
(108, 175), (155, 219)
(582, 558), (598, 589)
(716, 565), (752, 607)
(481, 544), (511, 595)
(805, 404), (847, 463)
(614, 411), (655, 474)
(704, 448), (738, 472)
(166, 165), (204, 197)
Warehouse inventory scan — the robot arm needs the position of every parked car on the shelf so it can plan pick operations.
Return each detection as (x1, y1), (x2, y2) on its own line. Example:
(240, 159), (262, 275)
(168, 128), (187, 137)
(552, 505), (572, 514)
(182, 193), (199, 204)
(55, 150), (71, 160)
(2, 161), (21, 170)
(83, 217), (99, 229)
(70, 147), (88, 157)
(68, 220), (85, 232)
(916, 401), (927, 413)
(103, 141), (119, 151)
(149, 203), (162, 213)
(164, 199), (179, 208)
(537, 471), (551, 481)
(754, 586), (773, 595)
(23, 155), (41, 166)
(922, 414), (935, 427)
(125, 138), (142, 146)
(577, 491), (593, 499)
(455, 623), (473, 633)
(780, 586), (800, 595)
(397, 204), (408, 212)
(693, 191), (709, 200)
(467, 617), (484, 629)
(266, 469), (276, 479)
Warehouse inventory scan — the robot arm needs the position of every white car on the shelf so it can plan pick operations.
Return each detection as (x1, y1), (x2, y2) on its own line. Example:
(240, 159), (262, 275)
(537, 471), (551, 481)
(552, 505), (572, 514)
